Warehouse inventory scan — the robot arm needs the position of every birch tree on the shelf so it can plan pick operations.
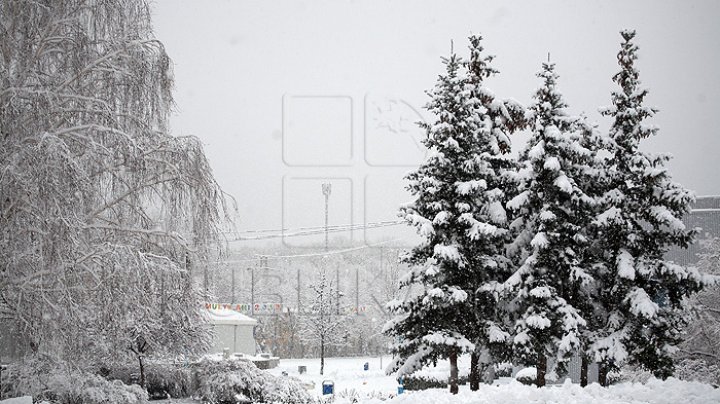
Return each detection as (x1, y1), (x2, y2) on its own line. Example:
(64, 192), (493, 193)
(0, 0), (231, 372)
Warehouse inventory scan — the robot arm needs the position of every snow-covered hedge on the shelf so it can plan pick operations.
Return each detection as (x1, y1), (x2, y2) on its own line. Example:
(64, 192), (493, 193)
(192, 358), (313, 403)
(2, 357), (148, 404)
(403, 374), (468, 391)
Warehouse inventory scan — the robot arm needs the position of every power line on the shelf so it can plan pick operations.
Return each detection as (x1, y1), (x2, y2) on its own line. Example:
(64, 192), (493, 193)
(227, 221), (404, 241)
(228, 220), (403, 235)
(218, 237), (408, 263)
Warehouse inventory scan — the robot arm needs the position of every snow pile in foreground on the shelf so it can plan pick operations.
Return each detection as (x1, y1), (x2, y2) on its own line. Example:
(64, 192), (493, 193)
(0, 397), (32, 404)
(335, 378), (720, 404)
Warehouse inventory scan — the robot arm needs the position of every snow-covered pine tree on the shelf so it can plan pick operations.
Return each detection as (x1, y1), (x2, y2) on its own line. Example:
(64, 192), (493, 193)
(462, 35), (524, 390)
(574, 117), (615, 386)
(384, 52), (475, 395)
(590, 30), (709, 382)
(384, 36), (521, 394)
(504, 62), (596, 387)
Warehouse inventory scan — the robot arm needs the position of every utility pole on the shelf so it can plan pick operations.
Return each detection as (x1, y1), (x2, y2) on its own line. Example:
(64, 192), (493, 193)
(231, 267), (235, 304)
(250, 266), (255, 316)
(321, 182), (342, 315)
(297, 267), (301, 313)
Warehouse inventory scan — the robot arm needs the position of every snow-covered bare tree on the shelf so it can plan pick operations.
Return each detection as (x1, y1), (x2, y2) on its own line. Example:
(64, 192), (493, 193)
(676, 238), (720, 381)
(301, 266), (349, 375)
(503, 62), (596, 386)
(0, 0), (231, 375)
(590, 30), (709, 383)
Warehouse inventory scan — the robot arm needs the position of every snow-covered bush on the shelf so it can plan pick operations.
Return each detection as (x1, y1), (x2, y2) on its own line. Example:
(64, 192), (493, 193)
(336, 388), (394, 402)
(192, 358), (313, 403)
(611, 365), (651, 385)
(3, 357), (148, 404)
(514, 367), (537, 386)
(403, 374), (468, 391)
(494, 362), (514, 377)
(104, 362), (193, 399)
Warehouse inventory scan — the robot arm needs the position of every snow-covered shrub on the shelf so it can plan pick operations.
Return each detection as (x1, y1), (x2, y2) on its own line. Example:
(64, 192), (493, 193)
(263, 373), (315, 404)
(3, 357), (148, 404)
(514, 367), (537, 386)
(336, 388), (395, 403)
(613, 365), (652, 385)
(403, 374), (468, 390)
(494, 362), (514, 377)
(674, 359), (720, 386)
(103, 362), (193, 399)
(192, 358), (313, 403)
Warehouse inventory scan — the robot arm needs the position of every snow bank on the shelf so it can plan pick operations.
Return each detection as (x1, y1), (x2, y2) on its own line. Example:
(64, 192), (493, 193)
(335, 377), (720, 404)
(0, 397), (32, 404)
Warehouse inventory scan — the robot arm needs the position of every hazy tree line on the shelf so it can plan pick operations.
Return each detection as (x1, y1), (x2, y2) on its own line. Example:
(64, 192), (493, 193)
(202, 244), (407, 361)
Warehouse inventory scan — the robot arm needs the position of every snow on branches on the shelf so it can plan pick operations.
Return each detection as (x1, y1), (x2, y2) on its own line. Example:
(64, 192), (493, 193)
(0, 0), (232, 366)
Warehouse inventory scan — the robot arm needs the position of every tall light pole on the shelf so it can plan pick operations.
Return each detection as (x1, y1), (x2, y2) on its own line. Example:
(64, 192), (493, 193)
(321, 183), (341, 315)
(322, 183), (331, 251)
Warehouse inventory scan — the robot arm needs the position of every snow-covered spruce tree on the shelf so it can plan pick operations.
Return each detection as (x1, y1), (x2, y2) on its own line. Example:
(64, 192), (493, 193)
(575, 117), (616, 386)
(384, 53), (474, 395)
(590, 30), (709, 383)
(384, 36), (521, 394)
(462, 35), (525, 390)
(0, 0), (231, 376)
(503, 62), (596, 387)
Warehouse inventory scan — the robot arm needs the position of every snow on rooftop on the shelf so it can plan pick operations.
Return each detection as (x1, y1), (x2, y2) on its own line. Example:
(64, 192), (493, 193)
(206, 308), (258, 326)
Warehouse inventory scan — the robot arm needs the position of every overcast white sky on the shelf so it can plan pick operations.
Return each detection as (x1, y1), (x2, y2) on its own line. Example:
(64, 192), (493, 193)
(152, 0), (720, 248)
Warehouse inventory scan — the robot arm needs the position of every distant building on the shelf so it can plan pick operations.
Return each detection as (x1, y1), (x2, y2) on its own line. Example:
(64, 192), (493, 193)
(666, 195), (720, 266)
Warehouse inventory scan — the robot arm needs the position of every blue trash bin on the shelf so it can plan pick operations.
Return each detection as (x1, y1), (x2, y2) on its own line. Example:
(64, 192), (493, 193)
(322, 380), (334, 395)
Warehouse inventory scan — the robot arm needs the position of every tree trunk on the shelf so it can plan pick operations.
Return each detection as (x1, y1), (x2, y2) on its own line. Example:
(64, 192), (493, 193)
(598, 362), (608, 387)
(449, 349), (459, 394)
(470, 352), (480, 391)
(580, 355), (588, 387)
(320, 336), (325, 375)
(536, 354), (546, 387)
(138, 354), (145, 389)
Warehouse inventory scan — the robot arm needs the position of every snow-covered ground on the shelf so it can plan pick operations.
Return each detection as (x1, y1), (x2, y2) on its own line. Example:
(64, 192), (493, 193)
(339, 378), (720, 404)
(266, 355), (400, 398)
(15, 355), (708, 404)
(265, 355), (720, 404)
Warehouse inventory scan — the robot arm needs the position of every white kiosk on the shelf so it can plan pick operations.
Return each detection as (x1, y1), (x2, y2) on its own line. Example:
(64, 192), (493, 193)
(207, 309), (258, 356)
